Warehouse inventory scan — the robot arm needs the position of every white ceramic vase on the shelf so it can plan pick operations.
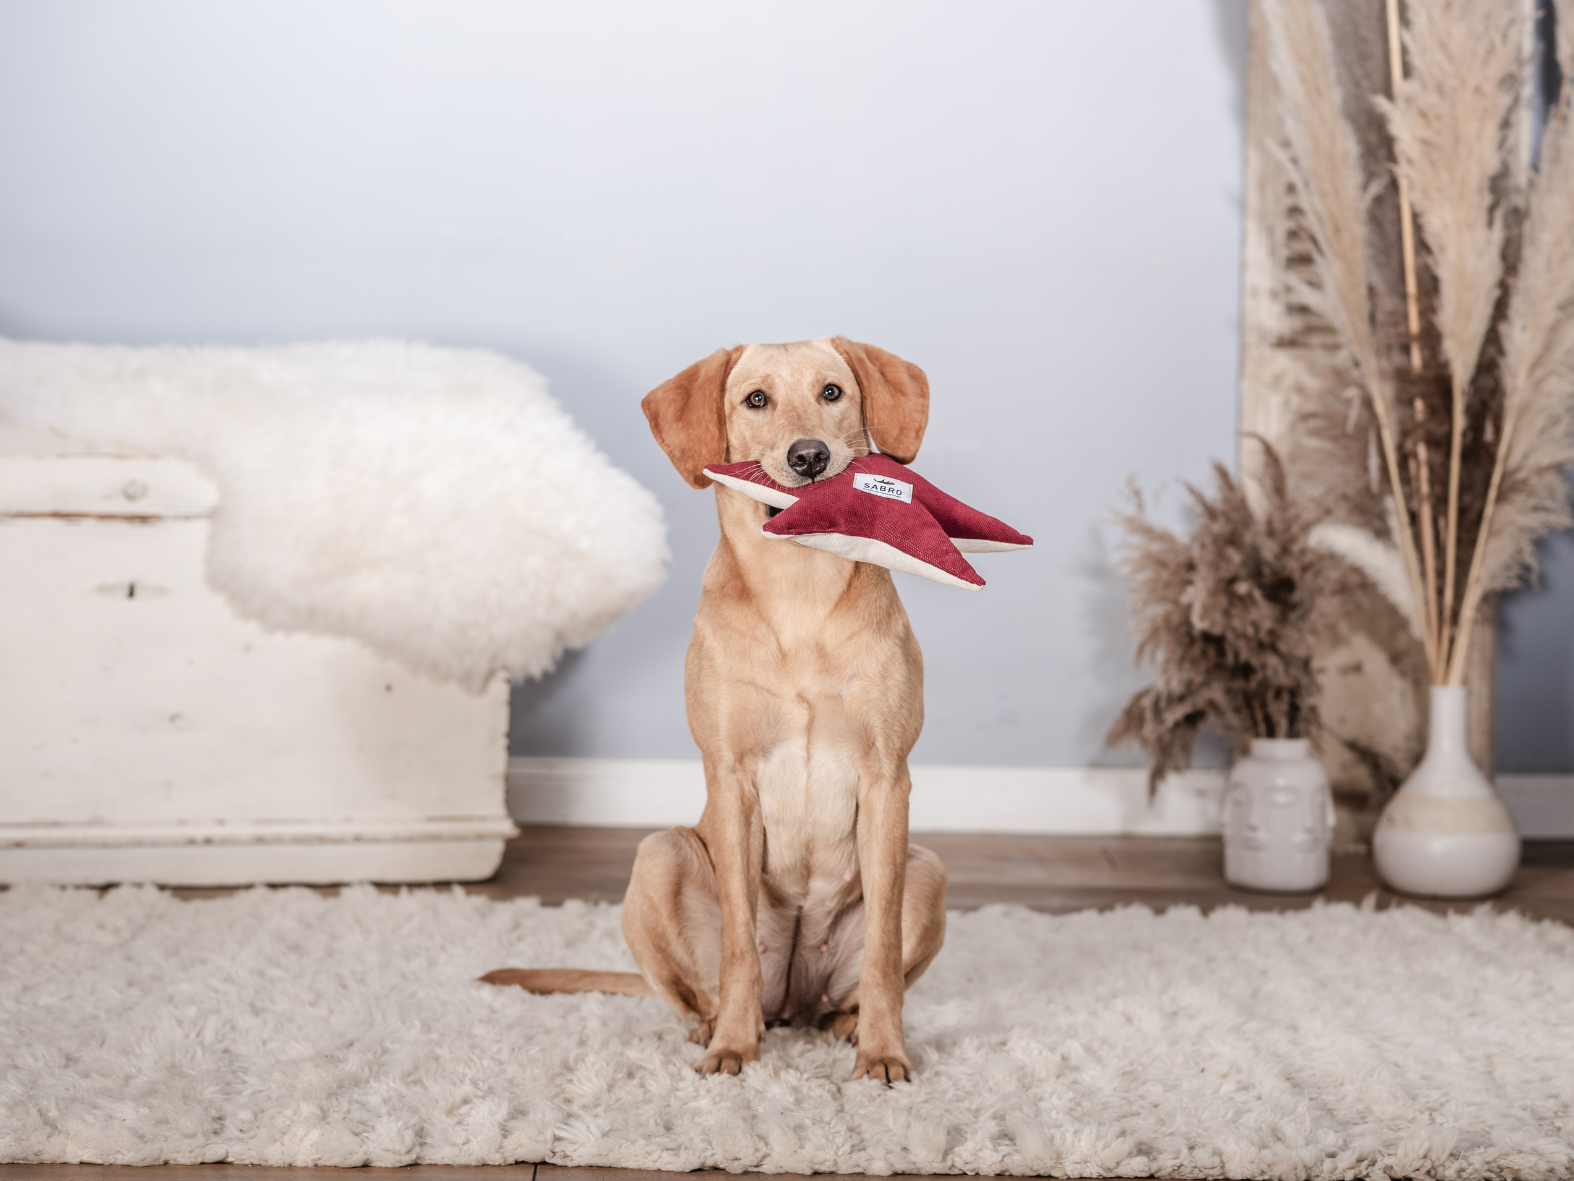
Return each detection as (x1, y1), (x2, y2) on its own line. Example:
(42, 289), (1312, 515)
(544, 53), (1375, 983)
(1372, 684), (1520, 898)
(1224, 738), (1334, 892)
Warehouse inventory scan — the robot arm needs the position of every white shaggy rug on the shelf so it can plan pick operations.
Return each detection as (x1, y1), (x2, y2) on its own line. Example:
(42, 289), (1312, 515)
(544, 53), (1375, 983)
(3, 887), (1573, 1179)
(0, 338), (668, 689)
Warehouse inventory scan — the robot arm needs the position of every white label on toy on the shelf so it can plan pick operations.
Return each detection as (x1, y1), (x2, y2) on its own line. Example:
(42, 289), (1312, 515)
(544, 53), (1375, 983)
(852, 472), (913, 504)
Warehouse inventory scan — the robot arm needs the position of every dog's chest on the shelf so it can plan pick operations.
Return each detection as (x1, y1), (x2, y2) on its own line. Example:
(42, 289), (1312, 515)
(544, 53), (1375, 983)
(754, 738), (860, 908)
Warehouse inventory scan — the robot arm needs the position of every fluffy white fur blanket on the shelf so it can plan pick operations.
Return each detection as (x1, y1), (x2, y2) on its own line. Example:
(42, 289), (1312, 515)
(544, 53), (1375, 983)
(0, 339), (667, 688)
(3, 885), (1573, 1178)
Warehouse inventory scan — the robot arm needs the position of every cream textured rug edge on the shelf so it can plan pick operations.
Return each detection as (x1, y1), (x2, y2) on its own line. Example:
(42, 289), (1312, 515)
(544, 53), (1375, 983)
(2, 884), (1572, 1179)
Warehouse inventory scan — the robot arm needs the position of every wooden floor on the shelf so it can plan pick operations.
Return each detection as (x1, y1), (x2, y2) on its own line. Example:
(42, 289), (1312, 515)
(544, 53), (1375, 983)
(458, 826), (1574, 924)
(8, 829), (1573, 1181)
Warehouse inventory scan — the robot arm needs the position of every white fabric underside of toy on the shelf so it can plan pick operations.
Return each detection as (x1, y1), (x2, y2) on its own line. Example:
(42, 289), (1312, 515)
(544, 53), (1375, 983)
(705, 468), (799, 509)
(761, 530), (981, 591)
(0, 338), (669, 690)
(951, 538), (1032, 553)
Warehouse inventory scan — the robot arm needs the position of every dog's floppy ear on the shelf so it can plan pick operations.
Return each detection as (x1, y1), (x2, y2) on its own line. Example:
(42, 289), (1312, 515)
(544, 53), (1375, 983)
(832, 337), (930, 464)
(642, 346), (744, 489)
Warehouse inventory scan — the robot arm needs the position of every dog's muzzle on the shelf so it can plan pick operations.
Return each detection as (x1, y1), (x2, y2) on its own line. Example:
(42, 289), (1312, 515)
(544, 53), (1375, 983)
(787, 438), (831, 480)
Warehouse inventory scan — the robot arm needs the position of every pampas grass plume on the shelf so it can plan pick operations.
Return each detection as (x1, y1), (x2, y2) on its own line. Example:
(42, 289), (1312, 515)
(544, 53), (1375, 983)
(1107, 442), (1353, 793)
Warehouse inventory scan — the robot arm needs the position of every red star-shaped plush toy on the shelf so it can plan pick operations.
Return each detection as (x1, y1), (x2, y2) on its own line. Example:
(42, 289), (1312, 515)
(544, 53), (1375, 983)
(703, 454), (1032, 590)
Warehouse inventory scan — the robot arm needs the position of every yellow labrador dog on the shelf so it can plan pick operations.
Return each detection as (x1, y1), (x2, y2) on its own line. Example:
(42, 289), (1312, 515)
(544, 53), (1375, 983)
(484, 337), (947, 1083)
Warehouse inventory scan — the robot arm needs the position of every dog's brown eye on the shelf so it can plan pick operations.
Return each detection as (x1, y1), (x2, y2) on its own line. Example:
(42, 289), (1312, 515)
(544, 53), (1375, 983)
(745, 390), (768, 409)
(822, 384), (843, 402)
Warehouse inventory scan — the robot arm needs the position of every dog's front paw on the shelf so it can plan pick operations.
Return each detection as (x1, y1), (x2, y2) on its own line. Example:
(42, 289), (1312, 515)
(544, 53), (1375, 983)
(694, 1042), (758, 1075)
(688, 1017), (717, 1045)
(851, 1049), (913, 1084)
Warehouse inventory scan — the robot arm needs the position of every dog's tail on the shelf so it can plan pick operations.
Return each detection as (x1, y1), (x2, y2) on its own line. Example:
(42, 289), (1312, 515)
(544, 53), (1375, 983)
(478, 968), (653, 996)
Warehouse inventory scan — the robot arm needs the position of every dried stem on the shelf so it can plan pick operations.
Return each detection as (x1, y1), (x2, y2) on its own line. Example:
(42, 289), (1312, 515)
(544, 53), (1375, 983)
(1442, 360), (1468, 668)
(1447, 430), (1510, 684)
(1387, 0), (1440, 659)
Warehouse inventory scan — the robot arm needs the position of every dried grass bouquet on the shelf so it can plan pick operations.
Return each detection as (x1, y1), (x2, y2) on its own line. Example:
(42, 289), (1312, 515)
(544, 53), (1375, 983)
(1260, 0), (1574, 687)
(1107, 441), (1353, 792)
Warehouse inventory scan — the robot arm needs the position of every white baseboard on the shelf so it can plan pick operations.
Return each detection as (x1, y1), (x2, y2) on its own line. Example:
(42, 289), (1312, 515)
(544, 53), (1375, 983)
(0, 817), (517, 886)
(0, 840), (511, 888)
(0, 817), (518, 848)
(507, 758), (1225, 835)
(507, 758), (1574, 839)
(1497, 776), (1574, 839)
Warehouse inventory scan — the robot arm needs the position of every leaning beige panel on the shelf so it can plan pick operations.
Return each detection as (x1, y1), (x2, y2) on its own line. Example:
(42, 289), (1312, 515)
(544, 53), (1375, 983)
(0, 422), (513, 886)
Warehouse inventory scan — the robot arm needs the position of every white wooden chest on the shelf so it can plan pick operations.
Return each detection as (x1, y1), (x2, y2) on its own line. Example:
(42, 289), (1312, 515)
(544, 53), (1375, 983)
(0, 422), (514, 886)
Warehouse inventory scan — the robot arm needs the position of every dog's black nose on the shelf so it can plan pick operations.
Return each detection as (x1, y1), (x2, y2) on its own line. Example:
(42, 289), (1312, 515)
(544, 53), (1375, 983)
(787, 438), (831, 479)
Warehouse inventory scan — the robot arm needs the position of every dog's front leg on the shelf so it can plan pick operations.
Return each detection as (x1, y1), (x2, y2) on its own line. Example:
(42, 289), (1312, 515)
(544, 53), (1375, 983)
(694, 769), (766, 1075)
(852, 764), (913, 1083)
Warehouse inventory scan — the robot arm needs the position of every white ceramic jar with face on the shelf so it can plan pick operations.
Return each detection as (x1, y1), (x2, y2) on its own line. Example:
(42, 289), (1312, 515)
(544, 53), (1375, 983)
(1224, 738), (1334, 893)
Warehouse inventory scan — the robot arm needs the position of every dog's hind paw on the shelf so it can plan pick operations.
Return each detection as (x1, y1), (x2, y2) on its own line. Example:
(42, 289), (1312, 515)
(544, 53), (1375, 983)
(688, 1017), (717, 1046)
(819, 1010), (859, 1043)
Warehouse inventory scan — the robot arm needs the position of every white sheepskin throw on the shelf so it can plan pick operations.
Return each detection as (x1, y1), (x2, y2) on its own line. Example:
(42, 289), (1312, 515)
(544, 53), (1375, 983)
(0, 339), (667, 689)
(4, 886), (1573, 1178)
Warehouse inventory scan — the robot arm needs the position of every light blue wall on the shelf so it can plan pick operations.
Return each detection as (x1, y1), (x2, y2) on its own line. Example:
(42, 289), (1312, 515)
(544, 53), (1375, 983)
(11, 1), (1556, 772)
(1499, 535), (1574, 772)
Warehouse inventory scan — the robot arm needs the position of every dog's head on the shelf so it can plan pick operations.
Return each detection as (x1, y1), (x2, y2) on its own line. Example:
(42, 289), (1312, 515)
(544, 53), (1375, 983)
(642, 337), (929, 490)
